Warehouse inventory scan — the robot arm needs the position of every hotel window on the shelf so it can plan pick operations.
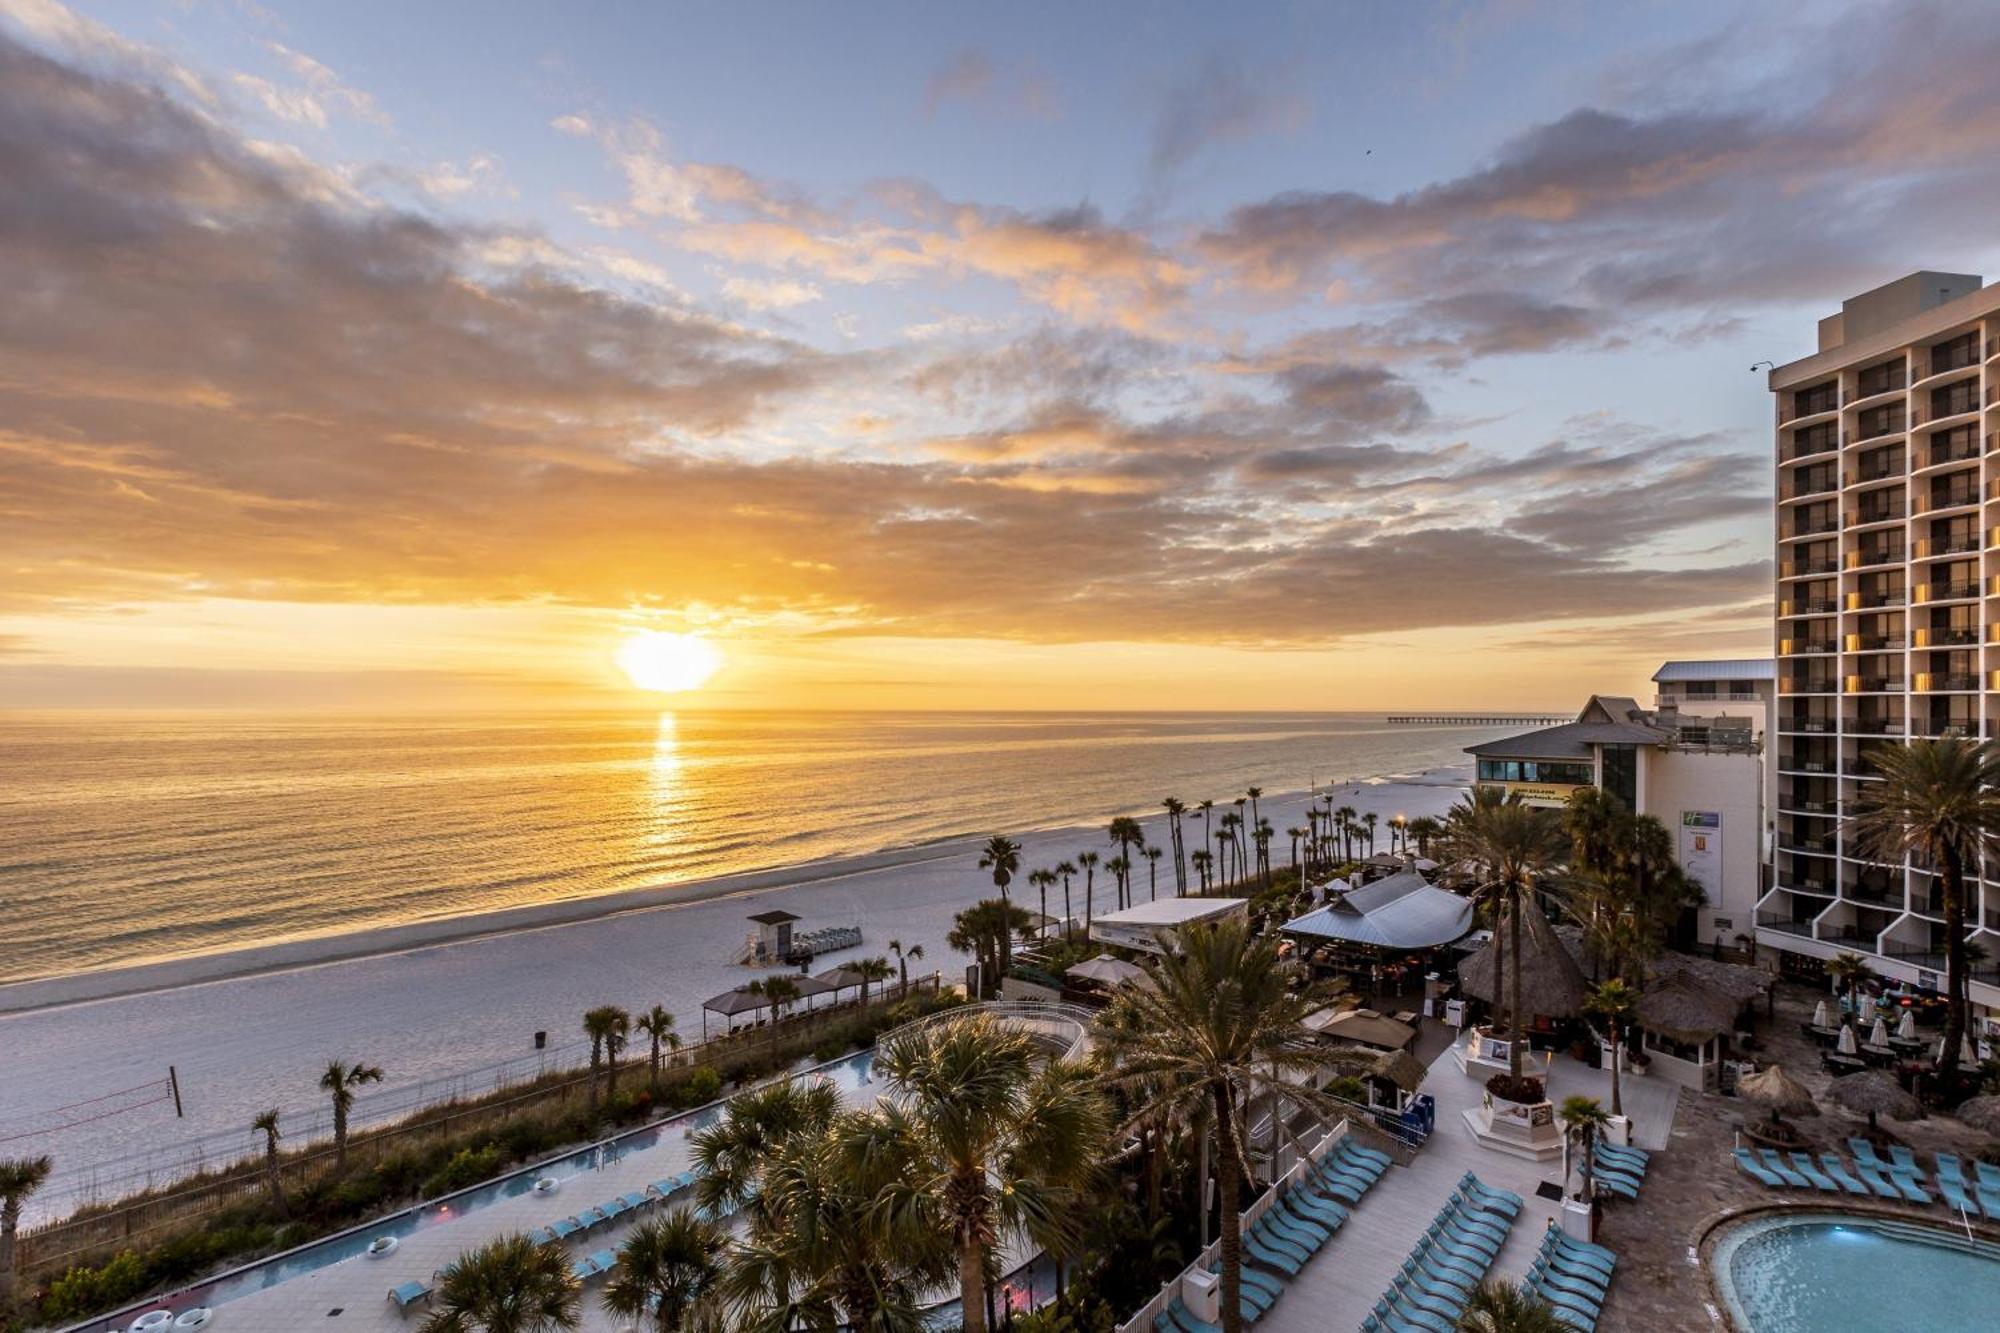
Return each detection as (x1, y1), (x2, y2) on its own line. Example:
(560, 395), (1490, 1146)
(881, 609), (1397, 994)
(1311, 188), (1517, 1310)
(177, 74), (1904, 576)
(1476, 759), (1594, 786)
(1600, 745), (1638, 810)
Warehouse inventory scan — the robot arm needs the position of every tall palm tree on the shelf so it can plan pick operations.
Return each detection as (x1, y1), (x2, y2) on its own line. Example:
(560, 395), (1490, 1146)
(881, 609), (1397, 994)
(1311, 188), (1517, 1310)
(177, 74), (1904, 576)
(1846, 736), (2000, 1078)
(1825, 950), (1870, 1003)
(1458, 1279), (1571, 1333)
(871, 1015), (1108, 1333)
(977, 835), (1023, 973)
(252, 1109), (288, 1218)
(605, 1209), (727, 1333)
(1580, 978), (1636, 1120)
(1162, 797), (1188, 894)
(1197, 799), (1215, 871)
(1245, 787), (1263, 838)
(319, 1058), (384, 1172)
(635, 1006), (681, 1100)
(1362, 811), (1379, 856)
(583, 1006), (631, 1108)
(747, 977), (802, 1053)
(1098, 919), (1347, 1333)
(1408, 816), (1441, 858)
(0, 1155), (53, 1304)
(1444, 791), (1566, 1079)
(1077, 851), (1100, 934)
(1024, 868), (1052, 939)
(1287, 827), (1304, 877)
(1558, 1095), (1611, 1212)
(691, 1079), (844, 1220)
(1335, 804), (1357, 860)
(1563, 786), (1627, 875)
(1106, 855), (1132, 913)
(889, 941), (924, 996)
(422, 1232), (581, 1333)
(1053, 862), (1077, 939)
(1142, 845), (1164, 902)
(1190, 849), (1212, 893)
(1107, 817), (1146, 908)
(1253, 820), (1273, 887)
(855, 956), (894, 1005)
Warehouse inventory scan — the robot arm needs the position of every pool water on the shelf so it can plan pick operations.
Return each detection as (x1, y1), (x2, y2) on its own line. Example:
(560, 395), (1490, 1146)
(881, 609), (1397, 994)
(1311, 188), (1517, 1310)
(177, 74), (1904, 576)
(1714, 1212), (2000, 1333)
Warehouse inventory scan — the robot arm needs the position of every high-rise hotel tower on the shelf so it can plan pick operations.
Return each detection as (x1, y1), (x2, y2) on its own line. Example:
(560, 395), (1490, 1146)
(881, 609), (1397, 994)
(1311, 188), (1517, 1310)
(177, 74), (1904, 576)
(1767, 271), (2000, 1049)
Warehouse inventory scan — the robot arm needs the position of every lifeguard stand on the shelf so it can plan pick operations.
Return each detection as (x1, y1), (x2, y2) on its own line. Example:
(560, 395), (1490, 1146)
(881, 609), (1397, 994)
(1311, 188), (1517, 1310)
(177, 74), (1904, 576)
(745, 909), (800, 964)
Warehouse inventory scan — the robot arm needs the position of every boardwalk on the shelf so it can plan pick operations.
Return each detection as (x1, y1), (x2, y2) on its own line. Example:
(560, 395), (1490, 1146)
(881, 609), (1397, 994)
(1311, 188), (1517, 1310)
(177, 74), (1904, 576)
(1387, 715), (1566, 726)
(1255, 1029), (1679, 1333)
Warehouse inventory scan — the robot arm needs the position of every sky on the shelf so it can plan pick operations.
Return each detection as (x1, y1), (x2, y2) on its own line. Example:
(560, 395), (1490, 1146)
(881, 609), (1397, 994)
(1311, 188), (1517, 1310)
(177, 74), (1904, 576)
(3, 0), (1999, 711)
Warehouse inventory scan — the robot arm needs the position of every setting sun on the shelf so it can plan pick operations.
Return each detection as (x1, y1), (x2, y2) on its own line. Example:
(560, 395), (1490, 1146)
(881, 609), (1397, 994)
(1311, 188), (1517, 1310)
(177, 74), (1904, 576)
(616, 631), (723, 694)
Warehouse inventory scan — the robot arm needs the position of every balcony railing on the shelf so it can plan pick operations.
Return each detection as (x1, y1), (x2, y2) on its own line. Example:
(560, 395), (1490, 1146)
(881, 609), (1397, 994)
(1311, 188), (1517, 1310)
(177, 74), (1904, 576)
(1780, 598), (1839, 616)
(1915, 485), (1979, 513)
(1779, 753), (1833, 772)
(1911, 627), (1978, 647)
(1782, 431), (1843, 463)
(1843, 633), (1898, 651)
(1916, 388), (1980, 424)
(1924, 438), (1981, 468)
(1779, 834), (1835, 855)
(1915, 672), (1980, 691)
(1847, 717), (1905, 734)
(1854, 365), (1905, 398)
(1844, 884), (1900, 908)
(1846, 588), (1904, 609)
(1786, 386), (1841, 421)
(1925, 338), (1980, 377)
(1910, 719), (1977, 738)
(1849, 501), (1907, 524)
(1914, 536), (1978, 558)
(1856, 413), (1908, 442)
(1844, 676), (1905, 694)
(1785, 473), (1840, 500)
(1846, 547), (1906, 569)
(1779, 679), (1838, 697)
(1780, 639), (1837, 655)
(1758, 914), (1819, 937)
(1789, 514), (1841, 537)
(1780, 717), (1835, 733)
(1915, 581), (1977, 602)
(1782, 795), (1837, 813)
(1845, 460), (1904, 485)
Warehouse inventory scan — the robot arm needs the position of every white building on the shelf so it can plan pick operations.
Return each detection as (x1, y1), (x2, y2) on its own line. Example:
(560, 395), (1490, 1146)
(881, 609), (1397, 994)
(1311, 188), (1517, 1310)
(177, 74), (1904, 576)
(1465, 674), (1767, 948)
(1767, 270), (2000, 1043)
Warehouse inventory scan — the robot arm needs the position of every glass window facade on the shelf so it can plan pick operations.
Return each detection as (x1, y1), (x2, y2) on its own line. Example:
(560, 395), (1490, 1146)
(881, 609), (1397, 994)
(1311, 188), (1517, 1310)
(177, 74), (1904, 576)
(1475, 758), (1594, 785)
(1601, 744), (1637, 809)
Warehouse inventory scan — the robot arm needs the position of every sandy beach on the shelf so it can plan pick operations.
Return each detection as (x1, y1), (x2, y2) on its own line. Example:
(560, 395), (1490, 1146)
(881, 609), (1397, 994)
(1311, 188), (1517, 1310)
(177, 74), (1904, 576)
(0, 770), (1468, 1216)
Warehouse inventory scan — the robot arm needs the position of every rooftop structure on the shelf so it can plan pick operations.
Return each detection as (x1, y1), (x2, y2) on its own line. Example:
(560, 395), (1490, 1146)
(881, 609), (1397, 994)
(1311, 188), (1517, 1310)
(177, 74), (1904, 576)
(1766, 270), (2000, 1044)
(1088, 896), (1248, 955)
(1282, 868), (1473, 952)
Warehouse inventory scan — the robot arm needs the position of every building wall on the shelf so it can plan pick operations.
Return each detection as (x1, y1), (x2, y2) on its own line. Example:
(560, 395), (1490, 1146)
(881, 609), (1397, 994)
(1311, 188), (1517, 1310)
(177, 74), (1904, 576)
(1641, 747), (1764, 947)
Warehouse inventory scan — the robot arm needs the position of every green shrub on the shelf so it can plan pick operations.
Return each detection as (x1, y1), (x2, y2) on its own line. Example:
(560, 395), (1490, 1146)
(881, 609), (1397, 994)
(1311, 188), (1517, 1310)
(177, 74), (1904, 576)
(681, 1065), (722, 1105)
(422, 1144), (507, 1198)
(39, 1250), (150, 1324)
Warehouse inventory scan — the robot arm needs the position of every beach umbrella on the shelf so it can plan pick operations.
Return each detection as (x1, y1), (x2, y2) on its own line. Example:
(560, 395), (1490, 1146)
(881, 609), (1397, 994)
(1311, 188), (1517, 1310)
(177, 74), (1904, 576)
(1869, 1016), (1890, 1048)
(1896, 1010), (1917, 1041)
(1934, 1034), (1979, 1066)
(1837, 1023), (1858, 1056)
(1953, 1095), (2000, 1137)
(1827, 1070), (1922, 1131)
(1066, 955), (1149, 987)
(1739, 1064), (1818, 1122)
(1811, 1000), (1830, 1029)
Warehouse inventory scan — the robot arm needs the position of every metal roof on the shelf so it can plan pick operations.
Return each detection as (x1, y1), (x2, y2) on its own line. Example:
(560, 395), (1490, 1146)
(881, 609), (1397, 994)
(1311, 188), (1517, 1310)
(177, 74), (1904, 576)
(1651, 659), (1775, 682)
(1282, 869), (1473, 950)
(1464, 719), (1669, 759)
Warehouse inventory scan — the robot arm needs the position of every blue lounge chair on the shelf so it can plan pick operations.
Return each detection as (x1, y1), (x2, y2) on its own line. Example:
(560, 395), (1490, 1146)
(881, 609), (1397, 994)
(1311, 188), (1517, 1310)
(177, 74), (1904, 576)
(1596, 1142), (1649, 1166)
(1756, 1149), (1812, 1188)
(1163, 1298), (1221, 1333)
(1244, 1229), (1304, 1275)
(1428, 1217), (1500, 1261)
(1530, 1252), (1608, 1297)
(1788, 1152), (1841, 1192)
(573, 1205), (610, 1230)
(1439, 1196), (1510, 1245)
(1400, 1255), (1476, 1299)
(1259, 1204), (1328, 1251)
(1212, 1262), (1283, 1306)
(1733, 1148), (1786, 1187)
(1848, 1137), (1888, 1169)
(1538, 1229), (1617, 1280)
(568, 1255), (601, 1283)
(1342, 1139), (1394, 1169)
(547, 1215), (582, 1239)
(586, 1248), (616, 1275)
(1843, 1154), (1903, 1199)
(1527, 1278), (1597, 1330)
(1373, 1297), (1455, 1333)
(1363, 1308), (1434, 1333)
(1816, 1153), (1871, 1196)
(1972, 1162), (2000, 1220)
(1592, 1150), (1644, 1183)
(1248, 1218), (1311, 1265)
(387, 1280), (432, 1314)
(1890, 1145), (1924, 1176)
(600, 1196), (632, 1221)
(1935, 1154), (1979, 1214)
(619, 1190), (649, 1212)
(1458, 1173), (1524, 1216)
(1283, 1186), (1348, 1230)
(1528, 1259), (1606, 1311)
(1540, 1248), (1615, 1290)
(1389, 1275), (1465, 1325)
(1414, 1236), (1487, 1285)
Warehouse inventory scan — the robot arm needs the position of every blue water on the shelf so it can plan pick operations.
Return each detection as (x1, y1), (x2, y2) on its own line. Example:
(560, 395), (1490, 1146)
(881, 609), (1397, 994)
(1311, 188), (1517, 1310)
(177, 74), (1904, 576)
(1717, 1214), (2000, 1332)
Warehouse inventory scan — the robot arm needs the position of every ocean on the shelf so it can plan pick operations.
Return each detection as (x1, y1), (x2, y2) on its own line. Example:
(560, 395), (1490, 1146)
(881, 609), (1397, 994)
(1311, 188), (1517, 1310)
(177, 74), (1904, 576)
(0, 709), (1504, 984)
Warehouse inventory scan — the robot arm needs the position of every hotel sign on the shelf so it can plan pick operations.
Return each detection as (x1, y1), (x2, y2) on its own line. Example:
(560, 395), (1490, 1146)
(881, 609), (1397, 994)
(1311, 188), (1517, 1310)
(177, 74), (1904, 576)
(1495, 782), (1585, 807)
(1679, 811), (1722, 904)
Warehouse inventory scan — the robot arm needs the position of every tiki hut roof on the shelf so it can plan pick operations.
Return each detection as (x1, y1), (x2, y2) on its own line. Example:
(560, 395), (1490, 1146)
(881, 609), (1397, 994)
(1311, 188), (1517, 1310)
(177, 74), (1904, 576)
(1650, 952), (1772, 1005)
(1827, 1070), (1923, 1123)
(1738, 1064), (1818, 1119)
(1636, 973), (1741, 1044)
(1369, 1049), (1429, 1094)
(1456, 907), (1589, 1020)
(1953, 1094), (2000, 1137)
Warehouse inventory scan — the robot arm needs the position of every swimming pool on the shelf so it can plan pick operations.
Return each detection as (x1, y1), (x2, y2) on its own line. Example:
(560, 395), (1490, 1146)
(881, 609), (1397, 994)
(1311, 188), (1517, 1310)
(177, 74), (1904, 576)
(1712, 1211), (2000, 1332)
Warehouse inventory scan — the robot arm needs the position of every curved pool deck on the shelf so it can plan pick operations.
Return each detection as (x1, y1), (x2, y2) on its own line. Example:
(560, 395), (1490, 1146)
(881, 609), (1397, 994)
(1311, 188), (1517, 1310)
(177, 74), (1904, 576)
(1711, 1209), (2000, 1333)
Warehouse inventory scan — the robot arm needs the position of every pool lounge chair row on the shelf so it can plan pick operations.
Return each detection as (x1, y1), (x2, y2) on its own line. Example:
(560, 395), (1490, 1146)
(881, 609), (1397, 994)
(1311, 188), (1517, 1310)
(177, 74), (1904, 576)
(1589, 1141), (1650, 1200)
(1150, 1137), (1393, 1333)
(1734, 1141), (2000, 1220)
(529, 1188), (657, 1245)
(1524, 1227), (1620, 1331)
(1360, 1173), (1522, 1333)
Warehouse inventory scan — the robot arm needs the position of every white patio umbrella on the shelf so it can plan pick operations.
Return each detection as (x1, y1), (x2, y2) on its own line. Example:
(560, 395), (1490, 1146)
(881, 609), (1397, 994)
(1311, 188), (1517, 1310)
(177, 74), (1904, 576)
(1066, 955), (1150, 987)
(1837, 1023), (1858, 1056)
(1935, 1034), (1979, 1065)
(1812, 1000), (1831, 1028)
(1869, 1016), (1890, 1047)
(1896, 1010), (1917, 1041)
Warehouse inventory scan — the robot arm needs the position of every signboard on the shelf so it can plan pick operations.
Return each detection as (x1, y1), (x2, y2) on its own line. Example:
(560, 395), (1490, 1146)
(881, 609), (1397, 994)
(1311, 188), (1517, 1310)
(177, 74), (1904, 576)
(1679, 811), (1722, 904)
(1497, 783), (1587, 807)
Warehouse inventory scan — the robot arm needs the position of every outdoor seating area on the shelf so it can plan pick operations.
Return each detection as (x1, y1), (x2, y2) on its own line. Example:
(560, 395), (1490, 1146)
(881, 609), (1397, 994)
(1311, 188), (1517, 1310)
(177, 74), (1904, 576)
(1732, 1138), (2000, 1220)
(1239, 1138), (1391, 1284)
(1360, 1174), (1523, 1333)
(1525, 1228), (1620, 1331)
(1589, 1141), (1650, 1201)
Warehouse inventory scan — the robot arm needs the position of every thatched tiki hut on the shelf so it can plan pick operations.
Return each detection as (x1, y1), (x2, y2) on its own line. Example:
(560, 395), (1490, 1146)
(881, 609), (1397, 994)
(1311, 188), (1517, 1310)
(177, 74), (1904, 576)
(1631, 974), (1740, 1091)
(1456, 907), (1587, 1070)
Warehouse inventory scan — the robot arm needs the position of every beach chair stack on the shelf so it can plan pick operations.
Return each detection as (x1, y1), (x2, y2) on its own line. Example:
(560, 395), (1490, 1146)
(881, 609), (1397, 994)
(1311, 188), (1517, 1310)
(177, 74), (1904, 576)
(1360, 1173), (1522, 1333)
(1731, 1138), (2000, 1221)
(1525, 1227), (1619, 1331)
(1154, 1137), (1392, 1333)
(1589, 1141), (1650, 1200)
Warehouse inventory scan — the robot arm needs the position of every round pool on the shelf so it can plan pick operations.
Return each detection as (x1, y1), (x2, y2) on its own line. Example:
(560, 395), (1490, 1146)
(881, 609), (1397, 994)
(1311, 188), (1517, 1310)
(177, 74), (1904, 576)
(1713, 1212), (2000, 1332)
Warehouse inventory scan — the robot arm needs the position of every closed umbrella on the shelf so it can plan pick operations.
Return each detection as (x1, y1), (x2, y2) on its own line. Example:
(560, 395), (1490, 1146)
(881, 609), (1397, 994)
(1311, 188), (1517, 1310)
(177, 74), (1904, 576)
(1812, 1000), (1830, 1029)
(1954, 1095), (2000, 1137)
(1837, 1023), (1858, 1056)
(1868, 1016), (1890, 1048)
(1739, 1063), (1819, 1123)
(1827, 1070), (1922, 1132)
(1934, 1034), (1979, 1066)
(1896, 1010), (1917, 1041)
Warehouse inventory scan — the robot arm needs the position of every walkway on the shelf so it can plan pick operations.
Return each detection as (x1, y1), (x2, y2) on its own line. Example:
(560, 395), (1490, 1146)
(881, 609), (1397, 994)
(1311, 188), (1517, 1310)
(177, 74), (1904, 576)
(1255, 1026), (1679, 1332)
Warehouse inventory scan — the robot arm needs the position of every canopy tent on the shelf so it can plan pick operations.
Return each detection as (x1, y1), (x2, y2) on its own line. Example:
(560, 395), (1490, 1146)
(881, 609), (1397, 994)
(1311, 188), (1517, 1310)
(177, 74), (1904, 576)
(1303, 1006), (1417, 1052)
(1065, 955), (1151, 988)
(701, 973), (836, 1038)
(1282, 868), (1474, 952)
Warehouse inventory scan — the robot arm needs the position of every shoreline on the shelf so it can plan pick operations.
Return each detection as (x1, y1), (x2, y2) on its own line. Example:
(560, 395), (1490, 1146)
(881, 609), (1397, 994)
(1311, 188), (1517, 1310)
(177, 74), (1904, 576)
(0, 765), (1471, 1015)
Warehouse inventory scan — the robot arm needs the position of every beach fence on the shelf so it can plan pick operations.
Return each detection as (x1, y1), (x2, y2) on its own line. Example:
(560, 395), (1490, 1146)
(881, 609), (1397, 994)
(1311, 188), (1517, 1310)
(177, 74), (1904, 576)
(15, 974), (944, 1276)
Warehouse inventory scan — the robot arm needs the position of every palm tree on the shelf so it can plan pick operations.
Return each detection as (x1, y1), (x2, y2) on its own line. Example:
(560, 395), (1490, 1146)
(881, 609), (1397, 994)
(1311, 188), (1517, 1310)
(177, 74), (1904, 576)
(949, 900), (1031, 997)
(1582, 980), (1637, 1119)
(0, 1155), (53, 1305)
(1826, 950), (1870, 1003)
(583, 1006), (630, 1109)
(1077, 851), (1100, 933)
(855, 956), (894, 1005)
(252, 1109), (288, 1218)
(1444, 791), (1565, 1079)
(1024, 868), (1052, 939)
(1563, 786), (1627, 874)
(635, 1006), (681, 1099)
(1053, 861), (1077, 938)
(1362, 811), (1379, 856)
(319, 1058), (384, 1172)
(1098, 919), (1347, 1333)
(1142, 845), (1164, 902)
(1190, 848), (1212, 893)
(1106, 855), (1132, 913)
(1253, 820), (1273, 887)
(1197, 799), (1215, 874)
(1162, 797), (1188, 894)
(747, 977), (802, 1053)
(422, 1232), (581, 1333)
(1558, 1095), (1611, 1213)
(1846, 736), (2000, 1079)
(1457, 1279), (1571, 1333)
(976, 835), (1024, 975)
(1287, 827), (1304, 877)
(691, 1079), (844, 1220)
(1245, 787), (1263, 837)
(605, 1209), (727, 1332)
(1335, 804), (1357, 860)
(871, 1015), (1109, 1333)
(1408, 816), (1441, 857)
(1107, 817), (1145, 907)
(889, 940), (924, 996)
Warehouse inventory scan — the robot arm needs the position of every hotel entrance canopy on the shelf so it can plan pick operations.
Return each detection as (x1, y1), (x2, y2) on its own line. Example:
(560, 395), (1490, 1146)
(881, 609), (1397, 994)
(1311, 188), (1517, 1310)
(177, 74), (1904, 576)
(1281, 868), (1472, 951)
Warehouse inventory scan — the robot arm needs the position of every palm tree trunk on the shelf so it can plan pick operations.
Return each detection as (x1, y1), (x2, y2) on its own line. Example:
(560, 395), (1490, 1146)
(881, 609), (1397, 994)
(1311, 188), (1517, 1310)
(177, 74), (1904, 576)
(1062, 878), (1073, 941)
(1213, 1082), (1245, 1333)
(0, 1204), (19, 1305)
(332, 1102), (349, 1172)
(1940, 845), (1969, 1078)
(264, 1142), (288, 1218)
(958, 1235), (987, 1333)
(1609, 1027), (1623, 1118)
(1491, 900), (1508, 1054)
(1509, 897), (1526, 1080)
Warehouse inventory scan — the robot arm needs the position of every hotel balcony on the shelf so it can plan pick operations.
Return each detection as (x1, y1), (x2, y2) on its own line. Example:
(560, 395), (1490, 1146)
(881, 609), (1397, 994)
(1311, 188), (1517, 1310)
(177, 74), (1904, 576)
(1913, 481), (1979, 513)
(1845, 586), (1905, 609)
(1853, 362), (1906, 399)
(1779, 637), (1837, 655)
(1845, 545), (1907, 570)
(1847, 497), (1906, 525)
(1782, 469), (1840, 501)
(1778, 714), (1835, 734)
(1909, 717), (1978, 738)
(1987, 430), (2000, 455)
(1846, 716), (1905, 735)
(1783, 384), (1841, 423)
(1778, 751), (1834, 774)
(1782, 429), (1842, 463)
(1922, 435), (1981, 469)
(1788, 512), (1841, 538)
(1779, 595), (1839, 616)
(1910, 626), (1978, 647)
(1854, 409), (1908, 442)
(1777, 830), (1836, 856)
(1913, 384), (1981, 426)
(1913, 672), (1980, 691)
(1914, 579), (1978, 603)
(1757, 912), (1821, 939)
(1842, 630), (1900, 651)
(1913, 534), (1978, 558)
(1843, 674), (1905, 694)
(1917, 336), (1981, 380)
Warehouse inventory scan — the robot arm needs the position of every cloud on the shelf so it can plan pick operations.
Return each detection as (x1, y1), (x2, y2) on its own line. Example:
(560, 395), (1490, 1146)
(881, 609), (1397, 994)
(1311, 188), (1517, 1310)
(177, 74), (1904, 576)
(722, 276), (823, 310)
(921, 49), (1058, 120)
(1149, 51), (1307, 179)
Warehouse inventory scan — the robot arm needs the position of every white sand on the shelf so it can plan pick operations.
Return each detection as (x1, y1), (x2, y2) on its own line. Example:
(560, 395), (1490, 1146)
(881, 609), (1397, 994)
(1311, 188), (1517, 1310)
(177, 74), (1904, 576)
(0, 772), (1468, 1215)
